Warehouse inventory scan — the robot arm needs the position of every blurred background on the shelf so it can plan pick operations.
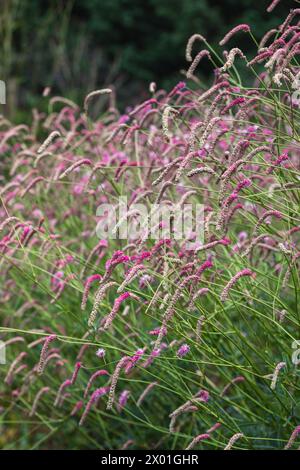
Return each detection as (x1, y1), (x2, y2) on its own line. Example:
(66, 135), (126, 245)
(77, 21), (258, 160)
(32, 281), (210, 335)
(0, 0), (292, 121)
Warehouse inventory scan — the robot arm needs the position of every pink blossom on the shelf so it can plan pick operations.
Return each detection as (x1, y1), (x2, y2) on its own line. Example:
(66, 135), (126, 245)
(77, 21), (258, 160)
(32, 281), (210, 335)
(219, 24), (251, 46)
(177, 344), (190, 357)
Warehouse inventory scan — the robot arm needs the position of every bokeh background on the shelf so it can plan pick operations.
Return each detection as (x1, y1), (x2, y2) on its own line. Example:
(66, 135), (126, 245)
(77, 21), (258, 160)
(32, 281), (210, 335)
(0, 0), (292, 120)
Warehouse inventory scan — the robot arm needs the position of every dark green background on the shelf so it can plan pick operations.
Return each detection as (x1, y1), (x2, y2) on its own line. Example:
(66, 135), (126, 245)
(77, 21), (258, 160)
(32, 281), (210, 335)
(0, 0), (292, 118)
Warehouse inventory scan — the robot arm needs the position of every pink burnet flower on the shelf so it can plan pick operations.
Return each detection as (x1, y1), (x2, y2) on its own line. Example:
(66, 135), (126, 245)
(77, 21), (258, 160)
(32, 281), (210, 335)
(177, 344), (190, 358)
(168, 81), (186, 97)
(58, 158), (92, 180)
(207, 422), (222, 433)
(117, 390), (130, 411)
(51, 271), (64, 291)
(139, 274), (152, 289)
(4, 336), (25, 347)
(107, 356), (132, 410)
(70, 361), (82, 385)
(186, 50), (211, 79)
(117, 264), (146, 293)
(284, 425), (300, 449)
(196, 237), (231, 252)
(148, 327), (167, 336)
(103, 253), (130, 279)
(267, 0), (281, 13)
(129, 98), (157, 117)
(20, 176), (45, 198)
(56, 254), (74, 269)
(125, 348), (146, 374)
(150, 239), (171, 256)
(79, 386), (109, 426)
(84, 369), (109, 398)
(105, 250), (124, 266)
(81, 274), (102, 310)
(70, 400), (83, 416)
(232, 231), (248, 252)
(221, 375), (245, 396)
(50, 273), (75, 304)
(137, 381), (158, 407)
(96, 348), (106, 359)
(279, 9), (300, 33)
(224, 432), (244, 450)
(29, 386), (50, 417)
(219, 24), (251, 46)
(221, 268), (254, 302)
(142, 344), (167, 368)
(73, 175), (90, 195)
(195, 259), (213, 277)
(196, 389), (210, 402)
(270, 361), (286, 390)
(185, 433), (210, 450)
(102, 292), (136, 331)
(4, 351), (28, 385)
(195, 315), (206, 342)
(118, 114), (130, 124)
(54, 379), (72, 407)
(225, 178), (252, 206)
(267, 152), (289, 173)
(221, 97), (246, 114)
(37, 334), (57, 375)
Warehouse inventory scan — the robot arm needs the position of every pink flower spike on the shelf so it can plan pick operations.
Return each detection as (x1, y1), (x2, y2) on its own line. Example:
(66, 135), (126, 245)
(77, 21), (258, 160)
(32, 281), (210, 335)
(125, 348), (145, 374)
(219, 24), (251, 46)
(196, 389), (210, 402)
(284, 425), (300, 449)
(79, 387), (108, 426)
(96, 348), (106, 359)
(221, 268), (253, 302)
(267, 0), (281, 12)
(81, 274), (102, 310)
(107, 356), (131, 410)
(220, 237), (231, 246)
(148, 327), (167, 336)
(207, 422), (222, 433)
(267, 152), (289, 173)
(103, 292), (136, 330)
(54, 379), (72, 407)
(118, 390), (130, 411)
(70, 362), (82, 385)
(84, 369), (109, 398)
(177, 344), (190, 358)
(185, 433), (210, 450)
(70, 400), (83, 416)
(37, 334), (57, 375)
(195, 259), (213, 277)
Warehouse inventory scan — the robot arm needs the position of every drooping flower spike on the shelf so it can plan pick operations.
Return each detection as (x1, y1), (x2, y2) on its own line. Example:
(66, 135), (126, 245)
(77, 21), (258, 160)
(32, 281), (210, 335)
(79, 387), (109, 426)
(70, 362), (82, 385)
(81, 274), (102, 311)
(37, 334), (57, 375)
(29, 387), (50, 417)
(284, 425), (300, 450)
(84, 369), (109, 398)
(185, 433), (210, 450)
(219, 24), (251, 46)
(220, 269), (253, 302)
(106, 356), (131, 410)
(224, 433), (244, 450)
